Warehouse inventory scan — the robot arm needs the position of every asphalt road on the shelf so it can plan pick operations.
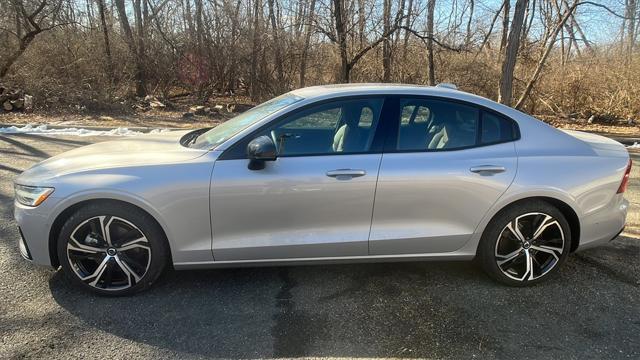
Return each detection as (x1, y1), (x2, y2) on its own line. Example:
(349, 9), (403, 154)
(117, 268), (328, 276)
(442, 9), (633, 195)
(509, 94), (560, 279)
(1, 133), (639, 359)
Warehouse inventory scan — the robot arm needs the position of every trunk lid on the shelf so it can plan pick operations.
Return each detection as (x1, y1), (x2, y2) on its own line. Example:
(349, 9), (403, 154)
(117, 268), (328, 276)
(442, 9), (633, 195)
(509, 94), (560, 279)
(561, 130), (629, 158)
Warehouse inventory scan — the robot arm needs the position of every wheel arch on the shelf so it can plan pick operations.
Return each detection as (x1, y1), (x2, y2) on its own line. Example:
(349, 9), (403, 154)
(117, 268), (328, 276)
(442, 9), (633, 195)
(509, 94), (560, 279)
(479, 195), (581, 254)
(48, 198), (173, 268)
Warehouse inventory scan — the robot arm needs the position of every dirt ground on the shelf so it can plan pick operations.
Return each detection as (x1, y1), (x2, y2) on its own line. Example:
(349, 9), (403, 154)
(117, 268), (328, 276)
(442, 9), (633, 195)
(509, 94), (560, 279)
(554, 122), (640, 137)
(0, 111), (226, 129)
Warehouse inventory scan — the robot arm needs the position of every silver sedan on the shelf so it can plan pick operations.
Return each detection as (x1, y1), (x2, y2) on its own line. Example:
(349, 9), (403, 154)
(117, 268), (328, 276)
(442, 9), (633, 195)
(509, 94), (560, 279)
(14, 84), (631, 295)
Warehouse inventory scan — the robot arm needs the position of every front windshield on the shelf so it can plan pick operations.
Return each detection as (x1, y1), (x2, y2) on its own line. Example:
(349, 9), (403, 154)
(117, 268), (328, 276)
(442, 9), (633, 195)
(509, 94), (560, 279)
(191, 93), (304, 149)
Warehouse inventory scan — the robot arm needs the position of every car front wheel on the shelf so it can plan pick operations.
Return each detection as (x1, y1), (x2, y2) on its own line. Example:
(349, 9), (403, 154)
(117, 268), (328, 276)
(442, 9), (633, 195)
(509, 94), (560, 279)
(479, 200), (571, 286)
(57, 201), (168, 296)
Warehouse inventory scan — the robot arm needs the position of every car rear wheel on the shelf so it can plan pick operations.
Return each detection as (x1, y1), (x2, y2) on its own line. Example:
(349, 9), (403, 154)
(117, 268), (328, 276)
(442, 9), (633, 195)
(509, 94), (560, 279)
(478, 200), (571, 286)
(57, 202), (168, 296)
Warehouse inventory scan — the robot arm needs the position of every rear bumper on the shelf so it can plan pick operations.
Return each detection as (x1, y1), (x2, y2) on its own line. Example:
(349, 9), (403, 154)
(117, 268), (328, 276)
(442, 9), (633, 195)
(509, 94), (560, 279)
(576, 195), (629, 251)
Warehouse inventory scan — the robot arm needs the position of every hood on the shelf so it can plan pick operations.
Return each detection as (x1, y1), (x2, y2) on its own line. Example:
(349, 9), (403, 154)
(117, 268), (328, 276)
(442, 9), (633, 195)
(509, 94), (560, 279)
(16, 130), (208, 184)
(561, 130), (629, 158)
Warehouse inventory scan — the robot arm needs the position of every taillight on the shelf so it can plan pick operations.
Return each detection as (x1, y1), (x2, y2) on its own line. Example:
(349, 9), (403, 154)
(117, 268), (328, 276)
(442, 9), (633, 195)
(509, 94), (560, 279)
(617, 159), (632, 194)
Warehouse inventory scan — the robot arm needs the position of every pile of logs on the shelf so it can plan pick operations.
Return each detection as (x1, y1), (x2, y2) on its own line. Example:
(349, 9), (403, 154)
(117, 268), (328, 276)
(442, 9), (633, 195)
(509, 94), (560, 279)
(182, 103), (254, 118)
(1, 86), (32, 112)
(132, 95), (168, 112)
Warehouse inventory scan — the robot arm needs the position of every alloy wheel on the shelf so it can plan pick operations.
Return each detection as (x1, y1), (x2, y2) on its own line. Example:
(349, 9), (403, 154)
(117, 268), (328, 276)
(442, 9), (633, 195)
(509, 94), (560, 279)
(66, 216), (152, 291)
(494, 212), (565, 282)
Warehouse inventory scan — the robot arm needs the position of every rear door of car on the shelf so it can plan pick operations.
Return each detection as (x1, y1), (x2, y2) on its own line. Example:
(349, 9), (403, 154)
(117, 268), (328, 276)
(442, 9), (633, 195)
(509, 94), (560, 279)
(369, 96), (519, 255)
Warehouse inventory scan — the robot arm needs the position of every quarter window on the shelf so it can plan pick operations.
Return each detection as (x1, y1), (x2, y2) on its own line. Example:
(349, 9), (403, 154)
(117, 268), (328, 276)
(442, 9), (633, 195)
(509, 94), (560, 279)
(481, 112), (517, 144)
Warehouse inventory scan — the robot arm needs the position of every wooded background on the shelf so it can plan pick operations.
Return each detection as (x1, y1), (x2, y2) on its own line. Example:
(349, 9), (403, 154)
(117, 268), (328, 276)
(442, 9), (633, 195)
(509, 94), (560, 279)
(0, 0), (638, 122)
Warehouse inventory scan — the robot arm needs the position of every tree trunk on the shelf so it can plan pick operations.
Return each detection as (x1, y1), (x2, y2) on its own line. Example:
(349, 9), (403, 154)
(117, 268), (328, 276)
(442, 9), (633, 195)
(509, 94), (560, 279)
(86, 0), (94, 28)
(15, 2), (22, 40)
(627, 0), (636, 60)
(498, 0), (527, 106)
(134, 0), (146, 84)
(299, 0), (316, 88)
(621, 0), (628, 53)
(521, 0), (536, 45)
(183, 0), (195, 42)
(1, 0), (49, 79)
(267, 0), (285, 90)
(499, 0), (510, 52)
(95, 0), (113, 81)
(426, 0), (436, 86)
(358, 0), (365, 48)
(382, 0), (392, 82)
(114, 0), (146, 96)
(0, 31), (39, 79)
(402, 0), (414, 63)
(250, 0), (262, 100)
(194, 0), (204, 49)
(466, 0), (474, 46)
(333, 0), (350, 82)
(228, 0), (242, 92)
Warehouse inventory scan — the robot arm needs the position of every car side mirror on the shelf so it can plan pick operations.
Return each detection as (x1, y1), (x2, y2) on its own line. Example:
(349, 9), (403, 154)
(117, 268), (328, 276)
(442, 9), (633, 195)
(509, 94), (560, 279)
(247, 135), (277, 170)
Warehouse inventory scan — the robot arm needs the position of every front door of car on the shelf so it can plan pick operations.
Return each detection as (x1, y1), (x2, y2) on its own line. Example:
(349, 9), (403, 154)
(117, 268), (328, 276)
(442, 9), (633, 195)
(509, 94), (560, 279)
(210, 97), (387, 261)
(369, 97), (519, 255)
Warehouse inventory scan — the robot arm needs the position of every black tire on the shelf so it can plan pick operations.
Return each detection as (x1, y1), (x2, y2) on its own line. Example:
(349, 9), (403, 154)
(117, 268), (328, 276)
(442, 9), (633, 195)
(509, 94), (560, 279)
(57, 201), (169, 296)
(478, 200), (572, 286)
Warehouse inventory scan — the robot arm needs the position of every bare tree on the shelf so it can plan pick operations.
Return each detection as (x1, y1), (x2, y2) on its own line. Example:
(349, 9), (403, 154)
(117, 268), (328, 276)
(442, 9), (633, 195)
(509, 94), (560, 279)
(114, 0), (146, 96)
(383, 0), (392, 81)
(299, 0), (316, 87)
(267, 0), (285, 90)
(426, 0), (436, 85)
(499, 0), (510, 53)
(250, 0), (262, 100)
(332, 0), (350, 82)
(498, 0), (527, 106)
(95, 0), (113, 82)
(515, 0), (579, 108)
(466, 0), (474, 46)
(1, 0), (65, 78)
(477, 2), (505, 55)
(627, 0), (637, 60)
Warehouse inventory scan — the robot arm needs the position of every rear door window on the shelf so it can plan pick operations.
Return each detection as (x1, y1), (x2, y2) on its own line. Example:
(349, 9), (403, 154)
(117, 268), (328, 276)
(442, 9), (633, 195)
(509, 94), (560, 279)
(396, 98), (478, 151)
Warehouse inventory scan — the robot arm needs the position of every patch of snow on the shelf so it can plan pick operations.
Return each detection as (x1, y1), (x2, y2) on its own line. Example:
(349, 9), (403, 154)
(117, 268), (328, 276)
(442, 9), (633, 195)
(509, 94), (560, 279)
(628, 142), (640, 149)
(0, 124), (170, 136)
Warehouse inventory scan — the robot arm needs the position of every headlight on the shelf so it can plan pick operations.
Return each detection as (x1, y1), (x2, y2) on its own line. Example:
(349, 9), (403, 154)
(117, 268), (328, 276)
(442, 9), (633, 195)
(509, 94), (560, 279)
(14, 184), (55, 207)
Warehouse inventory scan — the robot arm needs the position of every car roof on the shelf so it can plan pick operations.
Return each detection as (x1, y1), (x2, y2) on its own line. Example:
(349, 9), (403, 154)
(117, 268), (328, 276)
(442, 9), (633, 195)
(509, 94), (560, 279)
(288, 83), (506, 111)
(290, 83), (464, 99)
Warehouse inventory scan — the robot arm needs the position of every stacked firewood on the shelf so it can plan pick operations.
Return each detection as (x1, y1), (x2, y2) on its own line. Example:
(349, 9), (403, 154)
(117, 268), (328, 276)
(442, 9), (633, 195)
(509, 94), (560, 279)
(1, 86), (32, 112)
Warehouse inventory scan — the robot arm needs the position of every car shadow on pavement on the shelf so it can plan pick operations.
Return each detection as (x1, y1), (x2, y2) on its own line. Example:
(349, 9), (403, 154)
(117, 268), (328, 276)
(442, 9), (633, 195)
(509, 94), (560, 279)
(48, 238), (640, 359)
(49, 260), (506, 358)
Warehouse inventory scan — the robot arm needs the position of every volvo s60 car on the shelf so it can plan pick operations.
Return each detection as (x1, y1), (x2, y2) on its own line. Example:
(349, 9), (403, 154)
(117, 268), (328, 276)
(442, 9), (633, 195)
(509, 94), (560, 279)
(14, 84), (631, 295)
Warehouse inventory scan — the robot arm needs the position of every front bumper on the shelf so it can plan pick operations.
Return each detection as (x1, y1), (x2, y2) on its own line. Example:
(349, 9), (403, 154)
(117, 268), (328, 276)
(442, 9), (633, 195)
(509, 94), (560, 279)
(14, 198), (61, 267)
(17, 227), (32, 260)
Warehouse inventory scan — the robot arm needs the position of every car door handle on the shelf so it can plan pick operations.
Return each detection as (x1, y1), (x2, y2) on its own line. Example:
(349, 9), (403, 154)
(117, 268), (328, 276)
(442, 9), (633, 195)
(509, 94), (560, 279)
(326, 169), (367, 179)
(470, 165), (506, 174)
